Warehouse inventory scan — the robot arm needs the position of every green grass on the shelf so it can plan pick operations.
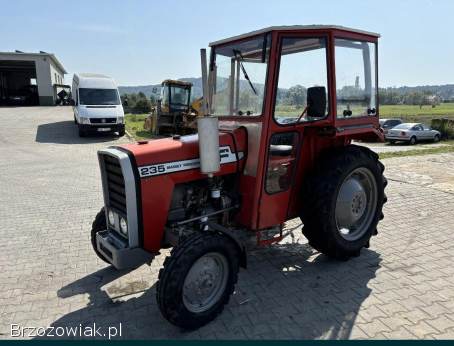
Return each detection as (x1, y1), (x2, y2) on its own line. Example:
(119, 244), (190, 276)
(125, 114), (155, 140)
(379, 140), (454, 159)
(380, 103), (454, 123)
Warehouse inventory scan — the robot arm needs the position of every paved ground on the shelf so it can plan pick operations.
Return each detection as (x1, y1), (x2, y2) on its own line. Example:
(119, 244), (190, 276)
(356, 141), (449, 154)
(1, 107), (454, 340)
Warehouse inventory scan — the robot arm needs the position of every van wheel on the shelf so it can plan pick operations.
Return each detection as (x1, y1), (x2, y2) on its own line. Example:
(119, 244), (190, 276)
(157, 232), (239, 329)
(118, 128), (125, 137)
(301, 145), (386, 260)
(78, 125), (87, 137)
(91, 208), (110, 264)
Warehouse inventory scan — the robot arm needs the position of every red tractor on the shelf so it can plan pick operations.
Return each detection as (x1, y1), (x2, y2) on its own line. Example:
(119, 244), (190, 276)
(92, 25), (387, 329)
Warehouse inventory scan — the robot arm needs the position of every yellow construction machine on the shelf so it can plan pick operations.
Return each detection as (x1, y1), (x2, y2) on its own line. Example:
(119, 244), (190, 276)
(145, 79), (202, 135)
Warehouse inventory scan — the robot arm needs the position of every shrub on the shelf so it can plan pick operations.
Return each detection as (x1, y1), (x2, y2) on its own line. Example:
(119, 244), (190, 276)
(121, 93), (152, 113)
(133, 97), (152, 113)
(431, 118), (454, 139)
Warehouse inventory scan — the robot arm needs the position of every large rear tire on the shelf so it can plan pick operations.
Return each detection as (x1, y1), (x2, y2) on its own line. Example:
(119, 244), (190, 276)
(91, 208), (110, 264)
(301, 145), (387, 260)
(157, 232), (239, 329)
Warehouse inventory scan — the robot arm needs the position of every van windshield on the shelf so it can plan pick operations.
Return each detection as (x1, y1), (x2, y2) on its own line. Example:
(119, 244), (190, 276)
(79, 88), (120, 105)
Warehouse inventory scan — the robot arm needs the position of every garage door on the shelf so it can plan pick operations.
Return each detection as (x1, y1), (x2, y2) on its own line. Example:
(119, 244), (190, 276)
(0, 60), (39, 106)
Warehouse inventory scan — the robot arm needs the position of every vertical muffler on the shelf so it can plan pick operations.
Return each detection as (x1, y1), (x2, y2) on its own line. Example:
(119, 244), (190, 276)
(198, 48), (220, 176)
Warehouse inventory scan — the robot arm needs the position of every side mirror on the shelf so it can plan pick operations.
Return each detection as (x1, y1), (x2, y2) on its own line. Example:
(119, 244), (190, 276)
(69, 99), (75, 106)
(307, 86), (326, 117)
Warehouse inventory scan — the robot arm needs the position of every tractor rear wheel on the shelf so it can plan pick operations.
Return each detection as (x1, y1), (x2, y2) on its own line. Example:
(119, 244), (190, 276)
(156, 232), (239, 329)
(90, 208), (110, 264)
(301, 145), (386, 260)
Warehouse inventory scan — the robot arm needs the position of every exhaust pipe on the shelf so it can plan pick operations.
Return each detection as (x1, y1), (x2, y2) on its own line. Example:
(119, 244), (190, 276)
(198, 48), (220, 176)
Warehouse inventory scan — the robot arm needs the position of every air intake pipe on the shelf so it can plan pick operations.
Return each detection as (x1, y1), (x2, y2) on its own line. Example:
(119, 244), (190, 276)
(198, 49), (220, 176)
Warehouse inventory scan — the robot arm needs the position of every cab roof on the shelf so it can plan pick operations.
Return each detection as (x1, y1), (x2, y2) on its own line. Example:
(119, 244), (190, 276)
(162, 79), (192, 87)
(73, 73), (118, 89)
(209, 25), (380, 47)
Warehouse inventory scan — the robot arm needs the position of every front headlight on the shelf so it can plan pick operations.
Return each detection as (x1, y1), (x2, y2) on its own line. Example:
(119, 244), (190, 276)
(79, 117), (90, 124)
(117, 116), (125, 124)
(108, 210), (115, 226)
(119, 217), (128, 236)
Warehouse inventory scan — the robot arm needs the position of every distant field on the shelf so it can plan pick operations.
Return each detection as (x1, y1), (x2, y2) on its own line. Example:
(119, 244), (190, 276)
(380, 103), (454, 123)
(273, 103), (454, 123)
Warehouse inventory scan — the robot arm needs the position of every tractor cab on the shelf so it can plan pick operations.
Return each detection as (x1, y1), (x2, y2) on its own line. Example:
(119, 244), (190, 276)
(209, 25), (379, 129)
(207, 25), (382, 229)
(159, 79), (192, 114)
(155, 79), (193, 134)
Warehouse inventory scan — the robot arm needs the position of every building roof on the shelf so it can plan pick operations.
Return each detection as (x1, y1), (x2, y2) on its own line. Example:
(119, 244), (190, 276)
(209, 25), (380, 47)
(0, 51), (67, 74)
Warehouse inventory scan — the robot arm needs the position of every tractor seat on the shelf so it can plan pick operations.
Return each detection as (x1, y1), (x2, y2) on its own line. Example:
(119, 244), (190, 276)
(269, 144), (293, 157)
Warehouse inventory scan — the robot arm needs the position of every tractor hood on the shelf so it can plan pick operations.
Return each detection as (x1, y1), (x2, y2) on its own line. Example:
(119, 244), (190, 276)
(117, 129), (247, 179)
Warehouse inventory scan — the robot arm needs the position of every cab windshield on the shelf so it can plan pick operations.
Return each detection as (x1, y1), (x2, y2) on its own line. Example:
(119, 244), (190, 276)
(79, 88), (120, 106)
(161, 85), (191, 112)
(211, 34), (271, 116)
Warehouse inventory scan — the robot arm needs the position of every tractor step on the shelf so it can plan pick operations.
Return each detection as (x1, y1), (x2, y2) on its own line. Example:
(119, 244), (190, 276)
(256, 225), (283, 247)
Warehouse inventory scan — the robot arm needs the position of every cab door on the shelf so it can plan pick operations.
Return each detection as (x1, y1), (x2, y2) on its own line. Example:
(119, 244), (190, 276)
(257, 33), (332, 229)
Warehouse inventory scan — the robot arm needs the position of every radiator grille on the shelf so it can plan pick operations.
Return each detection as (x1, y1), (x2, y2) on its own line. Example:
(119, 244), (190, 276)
(103, 154), (126, 214)
(91, 118), (117, 124)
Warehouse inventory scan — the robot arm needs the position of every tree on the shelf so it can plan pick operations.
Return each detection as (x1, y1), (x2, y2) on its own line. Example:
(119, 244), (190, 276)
(285, 85), (307, 107)
(120, 92), (152, 113)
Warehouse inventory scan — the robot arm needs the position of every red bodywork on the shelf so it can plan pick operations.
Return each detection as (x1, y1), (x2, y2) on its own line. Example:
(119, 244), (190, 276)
(117, 26), (383, 254)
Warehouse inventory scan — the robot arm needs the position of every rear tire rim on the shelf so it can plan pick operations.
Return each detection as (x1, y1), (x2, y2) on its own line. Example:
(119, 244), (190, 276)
(335, 167), (378, 241)
(182, 252), (229, 313)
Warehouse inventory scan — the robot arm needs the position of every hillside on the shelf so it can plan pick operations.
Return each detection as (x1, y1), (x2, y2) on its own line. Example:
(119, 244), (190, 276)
(118, 78), (203, 100)
(120, 79), (454, 101)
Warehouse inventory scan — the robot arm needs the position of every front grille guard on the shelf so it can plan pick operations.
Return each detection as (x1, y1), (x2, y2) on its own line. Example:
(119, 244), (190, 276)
(98, 148), (140, 248)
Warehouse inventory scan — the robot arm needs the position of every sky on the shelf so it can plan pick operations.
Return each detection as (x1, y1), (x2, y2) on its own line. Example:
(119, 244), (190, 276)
(1, 0), (453, 87)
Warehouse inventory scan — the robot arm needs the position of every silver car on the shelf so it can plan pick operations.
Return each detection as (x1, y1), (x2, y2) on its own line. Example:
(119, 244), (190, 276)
(385, 123), (441, 145)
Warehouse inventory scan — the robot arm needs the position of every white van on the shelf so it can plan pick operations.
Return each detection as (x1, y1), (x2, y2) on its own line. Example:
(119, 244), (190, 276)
(71, 73), (125, 137)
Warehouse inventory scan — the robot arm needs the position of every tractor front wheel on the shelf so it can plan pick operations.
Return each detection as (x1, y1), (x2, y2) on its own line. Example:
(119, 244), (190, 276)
(156, 232), (239, 329)
(301, 145), (387, 260)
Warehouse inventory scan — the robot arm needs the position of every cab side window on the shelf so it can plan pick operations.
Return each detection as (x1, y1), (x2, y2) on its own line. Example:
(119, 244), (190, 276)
(274, 37), (329, 125)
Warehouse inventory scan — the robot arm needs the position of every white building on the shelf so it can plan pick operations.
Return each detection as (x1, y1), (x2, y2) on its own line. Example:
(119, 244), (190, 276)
(0, 51), (67, 106)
